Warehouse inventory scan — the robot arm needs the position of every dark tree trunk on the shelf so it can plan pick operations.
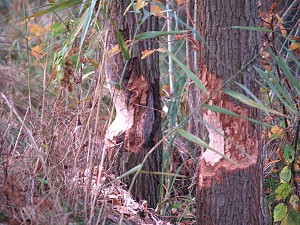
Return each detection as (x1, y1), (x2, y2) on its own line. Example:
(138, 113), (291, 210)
(192, 0), (264, 224)
(104, 1), (162, 208)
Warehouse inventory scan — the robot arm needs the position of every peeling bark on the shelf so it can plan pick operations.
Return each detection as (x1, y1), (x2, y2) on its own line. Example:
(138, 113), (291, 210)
(104, 1), (162, 207)
(193, 0), (264, 224)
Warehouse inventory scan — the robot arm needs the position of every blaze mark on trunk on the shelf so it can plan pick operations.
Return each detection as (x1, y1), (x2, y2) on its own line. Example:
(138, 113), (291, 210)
(107, 75), (149, 153)
(199, 65), (258, 187)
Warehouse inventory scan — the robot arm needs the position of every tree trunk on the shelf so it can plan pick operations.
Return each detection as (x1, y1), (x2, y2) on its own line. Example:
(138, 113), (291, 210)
(104, 1), (162, 208)
(193, 0), (264, 224)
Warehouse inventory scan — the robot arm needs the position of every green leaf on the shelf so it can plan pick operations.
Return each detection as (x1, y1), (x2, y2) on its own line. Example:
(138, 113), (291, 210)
(80, 0), (97, 52)
(287, 209), (300, 224)
(164, 47), (207, 94)
(138, 170), (187, 178)
(232, 26), (274, 33)
(51, 22), (63, 37)
(265, 69), (296, 112)
(117, 164), (143, 180)
(269, 51), (300, 95)
(280, 166), (292, 183)
(134, 30), (187, 40)
(176, 128), (235, 164)
(275, 183), (291, 200)
(274, 203), (287, 222)
(235, 82), (272, 116)
(37, 177), (49, 184)
(254, 66), (295, 112)
(116, 29), (130, 61)
(280, 214), (293, 225)
(223, 89), (285, 117)
(289, 195), (299, 208)
(202, 104), (272, 127)
(24, 0), (82, 20)
(283, 145), (295, 164)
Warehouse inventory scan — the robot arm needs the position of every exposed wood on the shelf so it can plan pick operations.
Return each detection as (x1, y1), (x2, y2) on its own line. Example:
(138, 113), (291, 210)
(104, 1), (162, 207)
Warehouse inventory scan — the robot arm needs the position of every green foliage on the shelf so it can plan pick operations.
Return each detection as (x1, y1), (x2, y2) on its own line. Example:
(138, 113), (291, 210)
(283, 144), (295, 164)
(273, 203), (287, 222)
(274, 183), (291, 201)
(116, 29), (130, 61)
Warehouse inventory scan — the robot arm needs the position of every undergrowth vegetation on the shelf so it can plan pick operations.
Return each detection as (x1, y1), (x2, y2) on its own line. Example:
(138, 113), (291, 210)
(0, 0), (299, 224)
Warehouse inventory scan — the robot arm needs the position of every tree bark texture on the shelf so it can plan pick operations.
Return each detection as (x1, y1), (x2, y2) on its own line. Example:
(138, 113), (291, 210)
(104, 1), (162, 208)
(194, 0), (264, 224)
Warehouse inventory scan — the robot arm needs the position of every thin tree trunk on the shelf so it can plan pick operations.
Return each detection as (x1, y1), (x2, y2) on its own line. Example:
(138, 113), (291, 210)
(193, 0), (264, 224)
(104, 1), (162, 208)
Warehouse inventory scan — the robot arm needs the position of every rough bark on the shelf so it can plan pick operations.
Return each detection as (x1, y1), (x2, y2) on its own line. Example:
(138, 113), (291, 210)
(104, 1), (161, 208)
(194, 0), (264, 224)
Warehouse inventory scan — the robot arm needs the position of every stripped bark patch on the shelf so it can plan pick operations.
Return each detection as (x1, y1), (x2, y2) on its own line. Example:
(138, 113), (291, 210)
(107, 75), (149, 153)
(199, 65), (258, 187)
(125, 75), (149, 152)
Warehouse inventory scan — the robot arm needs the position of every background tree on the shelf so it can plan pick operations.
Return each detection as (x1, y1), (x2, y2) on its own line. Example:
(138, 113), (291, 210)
(104, 1), (162, 208)
(189, 0), (264, 224)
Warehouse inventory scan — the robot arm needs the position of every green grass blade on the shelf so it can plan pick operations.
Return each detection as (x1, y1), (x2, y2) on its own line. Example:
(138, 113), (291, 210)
(80, 0), (97, 51)
(265, 70), (296, 111)
(254, 66), (295, 112)
(269, 51), (300, 95)
(224, 89), (286, 117)
(134, 30), (187, 40)
(203, 104), (272, 127)
(176, 129), (236, 164)
(24, 0), (82, 19)
(163, 47), (207, 94)
(116, 29), (130, 61)
(232, 26), (273, 33)
(235, 82), (271, 115)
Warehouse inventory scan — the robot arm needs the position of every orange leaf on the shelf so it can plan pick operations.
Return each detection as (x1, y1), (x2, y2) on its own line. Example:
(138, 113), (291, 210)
(141, 49), (156, 59)
(176, 0), (185, 6)
(271, 126), (284, 136)
(289, 42), (300, 51)
(175, 34), (185, 41)
(31, 45), (43, 57)
(294, 177), (300, 183)
(151, 0), (164, 17)
(108, 44), (120, 56)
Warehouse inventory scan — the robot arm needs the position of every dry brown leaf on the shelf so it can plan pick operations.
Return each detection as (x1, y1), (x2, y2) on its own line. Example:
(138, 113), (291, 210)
(175, 34), (185, 40)
(141, 49), (156, 59)
(108, 44), (120, 56)
(289, 42), (300, 51)
(176, 0), (185, 6)
(124, 0), (148, 15)
(136, 0), (148, 11)
(151, 0), (164, 17)
(271, 126), (284, 135)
